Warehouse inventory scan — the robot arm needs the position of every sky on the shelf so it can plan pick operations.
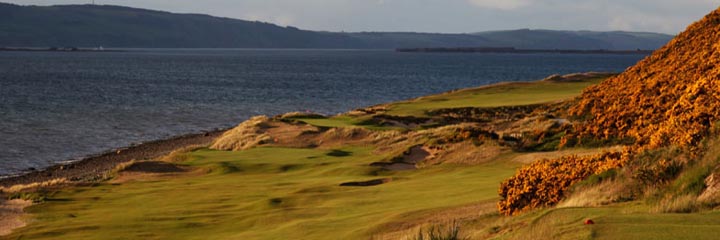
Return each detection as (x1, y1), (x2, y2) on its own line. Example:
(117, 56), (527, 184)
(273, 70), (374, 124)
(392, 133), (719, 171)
(5, 0), (720, 34)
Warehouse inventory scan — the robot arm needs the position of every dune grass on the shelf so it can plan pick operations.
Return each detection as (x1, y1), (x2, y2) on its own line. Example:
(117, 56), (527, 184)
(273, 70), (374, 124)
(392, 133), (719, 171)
(385, 78), (604, 117)
(291, 115), (359, 128)
(290, 115), (405, 131)
(8, 147), (520, 240)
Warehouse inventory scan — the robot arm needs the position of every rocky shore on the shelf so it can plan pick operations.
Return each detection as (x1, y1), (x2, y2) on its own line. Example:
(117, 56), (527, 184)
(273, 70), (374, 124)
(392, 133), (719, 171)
(0, 130), (226, 188)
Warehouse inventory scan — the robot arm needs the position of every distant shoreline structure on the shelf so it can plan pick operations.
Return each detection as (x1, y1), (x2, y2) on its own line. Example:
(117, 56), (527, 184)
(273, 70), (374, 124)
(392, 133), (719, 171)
(0, 47), (123, 52)
(396, 47), (654, 54)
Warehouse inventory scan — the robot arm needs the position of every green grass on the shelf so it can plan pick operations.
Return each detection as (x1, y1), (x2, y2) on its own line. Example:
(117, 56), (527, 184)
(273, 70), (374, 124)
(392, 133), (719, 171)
(8, 147), (520, 240)
(385, 79), (603, 117)
(289, 115), (405, 131)
(290, 78), (605, 131)
(11, 75), (720, 239)
(493, 204), (720, 240)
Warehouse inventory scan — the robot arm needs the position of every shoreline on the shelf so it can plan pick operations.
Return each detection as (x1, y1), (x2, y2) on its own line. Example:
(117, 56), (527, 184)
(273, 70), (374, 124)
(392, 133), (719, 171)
(0, 129), (227, 188)
(0, 72), (612, 188)
(0, 47), (125, 52)
(0, 71), (620, 238)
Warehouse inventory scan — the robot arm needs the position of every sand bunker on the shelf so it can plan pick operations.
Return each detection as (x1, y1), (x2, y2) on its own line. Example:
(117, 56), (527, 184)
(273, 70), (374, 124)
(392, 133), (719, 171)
(0, 199), (32, 236)
(340, 178), (392, 187)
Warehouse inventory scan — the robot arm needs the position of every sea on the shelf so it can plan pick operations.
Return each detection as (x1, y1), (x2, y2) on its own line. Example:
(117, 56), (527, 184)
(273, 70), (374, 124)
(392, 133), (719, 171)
(0, 49), (647, 177)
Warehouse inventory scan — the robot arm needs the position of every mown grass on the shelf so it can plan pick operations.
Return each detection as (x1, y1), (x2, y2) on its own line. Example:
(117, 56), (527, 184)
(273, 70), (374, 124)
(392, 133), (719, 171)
(8, 147), (520, 240)
(491, 204), (720, 240)
(385, 79), (604, 117)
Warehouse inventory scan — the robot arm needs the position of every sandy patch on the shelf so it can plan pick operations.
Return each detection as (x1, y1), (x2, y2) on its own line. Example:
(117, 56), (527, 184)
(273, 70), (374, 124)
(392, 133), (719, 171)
(428, 142), (507, 166)
(0, 199), (32, 236)
(403, 145), (432, 164)
(699, 168), (720, 203)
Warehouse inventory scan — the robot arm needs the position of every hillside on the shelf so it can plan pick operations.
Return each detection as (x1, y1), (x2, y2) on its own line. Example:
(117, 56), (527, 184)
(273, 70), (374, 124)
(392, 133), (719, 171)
(0, 3), (673, 49)
(498, 5), (720, 219)
(570, 7), (720, 149)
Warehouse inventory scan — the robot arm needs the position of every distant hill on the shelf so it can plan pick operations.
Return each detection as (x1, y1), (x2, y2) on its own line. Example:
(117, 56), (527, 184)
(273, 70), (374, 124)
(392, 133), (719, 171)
(0, 3), (674, 49)
(472, 29), (673, 51)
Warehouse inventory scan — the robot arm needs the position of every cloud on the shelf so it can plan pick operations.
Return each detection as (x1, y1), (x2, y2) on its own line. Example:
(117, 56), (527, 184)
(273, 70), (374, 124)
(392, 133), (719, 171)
(4, 0), (720, 34)
(467, 0), (533, 10)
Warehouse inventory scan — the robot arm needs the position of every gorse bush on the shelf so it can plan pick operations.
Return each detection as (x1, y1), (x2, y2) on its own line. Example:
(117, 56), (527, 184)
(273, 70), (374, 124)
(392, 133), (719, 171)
(568, 8), (720, 150)
(497, 151), (630, 215)
(498, 7), (720, 216)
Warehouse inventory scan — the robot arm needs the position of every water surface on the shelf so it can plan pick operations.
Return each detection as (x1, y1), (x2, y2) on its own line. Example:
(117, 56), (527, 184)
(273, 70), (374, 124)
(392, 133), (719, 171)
(0, 49), (646, 176)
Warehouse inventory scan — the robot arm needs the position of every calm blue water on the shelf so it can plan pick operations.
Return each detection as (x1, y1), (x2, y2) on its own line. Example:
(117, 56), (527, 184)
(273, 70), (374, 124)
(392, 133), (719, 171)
(0, 49), (646, 176)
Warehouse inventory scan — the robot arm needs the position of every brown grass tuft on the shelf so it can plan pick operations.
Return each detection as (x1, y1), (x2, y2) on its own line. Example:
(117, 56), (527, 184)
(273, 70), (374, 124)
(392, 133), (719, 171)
(0, 178), (68, 193)
(559, 178), (632, 208)
(651, 194), (701, 213)
(210, 116), (273, 151)
(161, 144), (206, 162)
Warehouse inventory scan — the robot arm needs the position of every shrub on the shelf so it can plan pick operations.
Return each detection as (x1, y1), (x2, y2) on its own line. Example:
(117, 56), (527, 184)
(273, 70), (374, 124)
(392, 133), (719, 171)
(8, 191), (49, 203)
(633, 159), (684, 186)
(498, 151), (630, 215)
(414, 221), (466, 240)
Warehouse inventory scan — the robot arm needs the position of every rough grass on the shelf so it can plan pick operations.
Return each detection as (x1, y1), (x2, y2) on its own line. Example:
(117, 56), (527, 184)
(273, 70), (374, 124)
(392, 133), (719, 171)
(7, 147), (520, 240)
(290, 115), (358, 128)
(210, 116), (273, 151)
(414, 221), (467, 240)
(292, 115), (404, 131)
(651, 194), (701, 213)
(293, 77), (605, 129)
(0, 179), (68, 194)
(161, 144), (207, 162)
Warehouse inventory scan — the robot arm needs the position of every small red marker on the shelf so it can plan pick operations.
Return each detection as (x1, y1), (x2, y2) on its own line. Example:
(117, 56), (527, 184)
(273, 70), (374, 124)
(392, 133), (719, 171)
(584, 219), (595, 225)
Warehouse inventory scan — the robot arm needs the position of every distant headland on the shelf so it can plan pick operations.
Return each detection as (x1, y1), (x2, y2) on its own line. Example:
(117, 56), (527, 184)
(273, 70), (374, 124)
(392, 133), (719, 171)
(396, 47), (655, 54)
(0, 3), (673, 50)
(0, 47), (122, 52)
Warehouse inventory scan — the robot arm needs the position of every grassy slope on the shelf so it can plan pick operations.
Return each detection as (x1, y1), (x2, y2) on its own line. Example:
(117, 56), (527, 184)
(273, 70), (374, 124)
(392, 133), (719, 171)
(492, 204), (720, 240)
(291, 115), (403, 131)
(8, 147), (518, 239)
(10, 76), (720, 239)
(293, 78), (603, 130)
(384, 79), (603, 117)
